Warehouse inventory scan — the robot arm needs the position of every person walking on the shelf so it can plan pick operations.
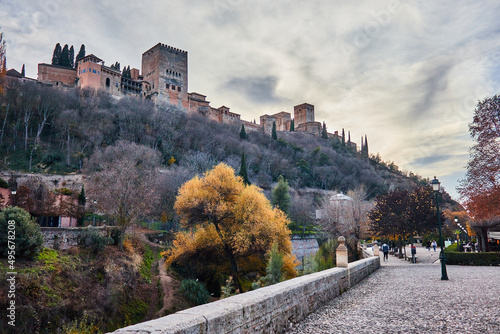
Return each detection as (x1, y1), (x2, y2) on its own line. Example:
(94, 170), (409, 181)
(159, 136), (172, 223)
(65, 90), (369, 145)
(382, 242), (389, 262)
(431, 240), (437, 252)
(426, 240), (431, 251)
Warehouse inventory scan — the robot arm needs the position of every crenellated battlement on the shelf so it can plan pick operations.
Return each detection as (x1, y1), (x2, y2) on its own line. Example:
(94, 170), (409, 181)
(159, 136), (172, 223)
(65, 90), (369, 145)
(143, 42), (188, 56)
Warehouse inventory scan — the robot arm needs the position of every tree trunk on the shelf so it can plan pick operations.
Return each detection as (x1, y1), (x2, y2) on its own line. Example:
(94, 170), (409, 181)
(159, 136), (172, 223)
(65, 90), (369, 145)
(66, 129), (71, 166)
(0, 102), (9, 145)
(223, 243), (242, 293)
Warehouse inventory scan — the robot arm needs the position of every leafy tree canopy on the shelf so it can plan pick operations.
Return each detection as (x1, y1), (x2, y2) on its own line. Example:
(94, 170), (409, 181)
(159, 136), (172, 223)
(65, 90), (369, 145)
(166, 163), (297, 292)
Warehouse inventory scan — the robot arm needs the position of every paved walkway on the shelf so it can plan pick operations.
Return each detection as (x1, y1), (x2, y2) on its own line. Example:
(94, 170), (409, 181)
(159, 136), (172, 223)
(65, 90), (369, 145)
(287, 246), (500, 333)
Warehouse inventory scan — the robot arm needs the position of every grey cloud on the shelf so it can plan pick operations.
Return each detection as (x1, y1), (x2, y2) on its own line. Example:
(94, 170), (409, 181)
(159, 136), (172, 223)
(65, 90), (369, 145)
(223, 76), (286, 104)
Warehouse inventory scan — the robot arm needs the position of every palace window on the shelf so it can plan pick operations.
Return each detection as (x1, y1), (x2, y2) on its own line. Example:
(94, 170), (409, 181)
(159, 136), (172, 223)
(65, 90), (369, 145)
(172, 85), (176, 90)
(166, 84), (170, 89)
(177, 86), (181, 92)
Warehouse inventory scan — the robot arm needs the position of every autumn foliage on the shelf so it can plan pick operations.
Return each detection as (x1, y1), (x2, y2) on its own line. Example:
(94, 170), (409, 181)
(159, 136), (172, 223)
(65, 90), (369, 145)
(459, 95), (500, 222)
(164, 163), (298, 293)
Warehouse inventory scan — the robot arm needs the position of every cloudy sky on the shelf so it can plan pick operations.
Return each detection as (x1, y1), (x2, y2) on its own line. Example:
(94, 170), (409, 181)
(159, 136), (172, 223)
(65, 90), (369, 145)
(2, 0), (500, 200)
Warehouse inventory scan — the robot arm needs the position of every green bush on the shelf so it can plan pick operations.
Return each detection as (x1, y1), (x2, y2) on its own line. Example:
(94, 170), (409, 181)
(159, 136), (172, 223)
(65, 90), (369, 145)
(77, 227), (111, 254)
(0, 206), (44, 259)
(444, 251), (500, 266)
(179, 279), (210, 305)
(0, 177), (9, 189)
(108, 227), (122, 245)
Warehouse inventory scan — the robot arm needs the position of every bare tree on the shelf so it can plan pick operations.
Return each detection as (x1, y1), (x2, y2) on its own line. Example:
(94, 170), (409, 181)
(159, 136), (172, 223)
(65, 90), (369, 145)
(317, 187), (372, 240)
(85, 141), (161, 249)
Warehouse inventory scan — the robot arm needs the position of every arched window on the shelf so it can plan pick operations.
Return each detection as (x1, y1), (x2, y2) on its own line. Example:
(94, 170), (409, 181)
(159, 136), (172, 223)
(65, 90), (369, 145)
(106, 78), (110, 87)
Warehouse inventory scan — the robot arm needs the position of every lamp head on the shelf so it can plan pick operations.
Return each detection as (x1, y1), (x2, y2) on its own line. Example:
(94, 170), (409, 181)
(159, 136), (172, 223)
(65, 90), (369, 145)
(431, 176), (440, 192)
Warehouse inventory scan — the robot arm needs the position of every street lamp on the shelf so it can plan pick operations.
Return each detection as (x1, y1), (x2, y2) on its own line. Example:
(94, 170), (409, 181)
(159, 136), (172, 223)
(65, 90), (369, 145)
(431, 176), (448, 280)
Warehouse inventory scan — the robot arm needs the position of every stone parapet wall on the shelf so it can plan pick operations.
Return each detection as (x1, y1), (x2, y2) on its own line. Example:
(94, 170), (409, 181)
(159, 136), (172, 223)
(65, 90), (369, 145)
(110, 256), (380, 334)
(41, 226), (108, 250)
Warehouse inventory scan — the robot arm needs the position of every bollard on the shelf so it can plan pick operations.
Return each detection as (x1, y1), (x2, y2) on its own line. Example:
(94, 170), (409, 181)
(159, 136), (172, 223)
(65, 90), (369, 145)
(336, 236), (348, 267)
(373, 241), (380, 257)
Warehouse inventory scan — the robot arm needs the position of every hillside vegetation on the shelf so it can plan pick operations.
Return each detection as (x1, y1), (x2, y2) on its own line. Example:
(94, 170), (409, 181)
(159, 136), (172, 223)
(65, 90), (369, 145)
(0, 82), (423, 197)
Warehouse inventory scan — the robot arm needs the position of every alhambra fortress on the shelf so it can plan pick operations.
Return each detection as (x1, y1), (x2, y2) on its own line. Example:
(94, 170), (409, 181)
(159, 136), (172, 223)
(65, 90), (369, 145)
(8, 42), (356, 149)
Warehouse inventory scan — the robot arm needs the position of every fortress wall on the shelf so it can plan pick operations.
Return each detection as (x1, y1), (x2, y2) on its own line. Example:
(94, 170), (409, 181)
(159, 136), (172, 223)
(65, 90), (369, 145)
(110, 256), (380, 334)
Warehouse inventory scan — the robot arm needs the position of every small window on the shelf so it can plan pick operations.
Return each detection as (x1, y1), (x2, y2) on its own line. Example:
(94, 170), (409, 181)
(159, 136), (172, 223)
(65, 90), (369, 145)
(172, 85), (176, 90)
(177, 86), (181, 92)
(106, 78), (110, 87)
(166, 84), (170, 89)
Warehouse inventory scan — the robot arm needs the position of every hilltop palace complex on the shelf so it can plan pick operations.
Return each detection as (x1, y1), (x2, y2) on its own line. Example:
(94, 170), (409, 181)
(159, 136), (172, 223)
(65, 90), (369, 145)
(7, 42), (355, 149)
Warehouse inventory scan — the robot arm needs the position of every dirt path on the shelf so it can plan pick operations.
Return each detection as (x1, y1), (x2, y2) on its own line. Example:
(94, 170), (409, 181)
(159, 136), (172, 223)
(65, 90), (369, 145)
(135, 228), (175, 317)
(155, 258), (174, 316)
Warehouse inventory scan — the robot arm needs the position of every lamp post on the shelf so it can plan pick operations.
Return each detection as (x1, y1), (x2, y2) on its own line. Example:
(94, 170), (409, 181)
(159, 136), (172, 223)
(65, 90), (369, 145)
(10, 188), (17, 206)
(92, 200), (97, 226)
(431, 176), (448, 280)
(454, 216), (460, 252)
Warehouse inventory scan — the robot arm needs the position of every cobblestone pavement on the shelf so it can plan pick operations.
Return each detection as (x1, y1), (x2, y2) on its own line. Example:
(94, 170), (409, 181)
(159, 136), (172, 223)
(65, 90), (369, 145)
(287, 247), (500, 334)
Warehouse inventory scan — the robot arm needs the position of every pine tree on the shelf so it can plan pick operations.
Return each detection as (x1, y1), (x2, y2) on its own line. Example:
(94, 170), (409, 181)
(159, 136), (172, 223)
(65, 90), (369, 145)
(341, 128), (346, 147)
(75, 44), (85, 64)
(238, 153), (251, 185)
(60, 44), (70, 67)
(290, 119), (294, 132)
(68, 45), (74, 68)
(239, 124), (247, 140)
(21, 64), (25, 77)
(321, 121), (328, 139)
(127, 65), (131, 78)
(51, 43), (62, 65)
(271, 175), (291, 215)
(272, 121), (277, 140)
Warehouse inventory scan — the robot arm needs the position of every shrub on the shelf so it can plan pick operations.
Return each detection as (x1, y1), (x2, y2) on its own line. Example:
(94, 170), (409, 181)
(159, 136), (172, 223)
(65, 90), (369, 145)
(179, 279), (210, 305)
(54, 187), (73, 195)
(77, 227), (111, 254)
(108, 227), (122, 245)
(0, 206), (44, 259)
(444, 251), (500, 266)
(0, 177), (9, 189)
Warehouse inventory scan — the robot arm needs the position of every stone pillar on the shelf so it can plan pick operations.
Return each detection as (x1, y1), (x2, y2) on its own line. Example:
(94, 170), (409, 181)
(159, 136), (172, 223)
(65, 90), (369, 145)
(336, 236), (348, 268)
(373, 241), (380, 257)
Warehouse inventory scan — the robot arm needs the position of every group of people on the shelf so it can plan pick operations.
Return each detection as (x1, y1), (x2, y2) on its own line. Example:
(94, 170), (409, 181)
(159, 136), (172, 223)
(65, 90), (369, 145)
(426, 240), (438, 251)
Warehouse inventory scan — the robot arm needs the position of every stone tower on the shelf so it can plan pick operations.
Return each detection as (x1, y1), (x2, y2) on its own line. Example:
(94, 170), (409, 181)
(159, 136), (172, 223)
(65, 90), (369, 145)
(141, 43), (188, 108)
(294, 103), (315, 126)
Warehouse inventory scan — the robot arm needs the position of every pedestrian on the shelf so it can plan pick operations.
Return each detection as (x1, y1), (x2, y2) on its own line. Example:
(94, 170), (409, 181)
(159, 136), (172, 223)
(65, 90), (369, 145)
(382, 242), (389, 262)
(426, 241), (431, 251)
(431, 240), (437, 252)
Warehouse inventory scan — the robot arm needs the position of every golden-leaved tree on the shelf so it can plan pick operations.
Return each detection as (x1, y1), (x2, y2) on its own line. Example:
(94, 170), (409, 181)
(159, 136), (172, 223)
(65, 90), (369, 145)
(164, 163), (298, 293)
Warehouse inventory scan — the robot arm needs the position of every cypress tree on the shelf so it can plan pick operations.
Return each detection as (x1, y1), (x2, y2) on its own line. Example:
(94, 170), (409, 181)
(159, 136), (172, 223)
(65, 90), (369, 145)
(348, 131), (351, 143)
(272, 121), (277, 140)
(21, 64), (25, 77)
(51, 43), (62, 65)
(75, 44), (85, 64)
(239, 124), (247, 140)
(60, 44), (70, 67)
(271, 175), (291, 215)
(68, 45), (74, 68)
(364, 135), (369, 158)
(321, 121), (328, 139)
(78, 186), (86, 206)
(238, 153), (251, 185)
(290, 119), (294, 132)
(341, 128), (346, 147)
